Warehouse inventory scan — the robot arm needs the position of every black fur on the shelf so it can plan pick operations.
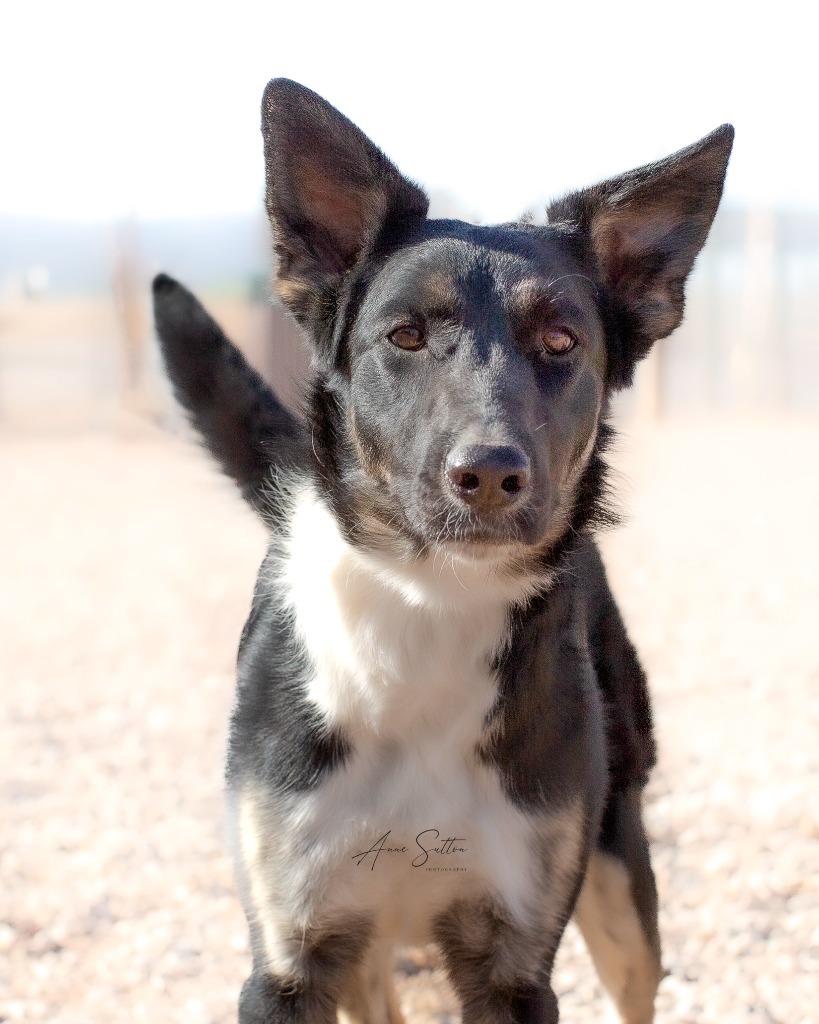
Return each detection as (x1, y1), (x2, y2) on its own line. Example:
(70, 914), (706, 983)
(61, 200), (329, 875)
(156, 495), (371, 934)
(483, 555), (607, 812)
(227, 569), (351, 792)
(580, 541), (657, 792)
(152, 79), (732, 1023)
(238, 917), (372, 1024)
(154, 272), (307, 518)
(434, 898), (562, 1024)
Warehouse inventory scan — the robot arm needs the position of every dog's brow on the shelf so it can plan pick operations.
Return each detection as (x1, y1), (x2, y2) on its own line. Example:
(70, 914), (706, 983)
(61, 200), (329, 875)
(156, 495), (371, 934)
(420, 270), (460, 305)
(507, 280), (593, 327)
(377, 269), (461, 319)
(405, 270), (461, 314)
(507, 279), (565, 313)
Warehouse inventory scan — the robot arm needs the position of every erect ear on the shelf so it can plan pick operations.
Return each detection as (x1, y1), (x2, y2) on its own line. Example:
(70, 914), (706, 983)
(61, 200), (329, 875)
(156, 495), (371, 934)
(548, 124), (734, 386)
(261, 79), (429, 330)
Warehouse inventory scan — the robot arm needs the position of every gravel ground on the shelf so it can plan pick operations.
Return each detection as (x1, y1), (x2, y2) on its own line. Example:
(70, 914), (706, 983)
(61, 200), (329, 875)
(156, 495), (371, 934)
(1, 417), (817, 1023)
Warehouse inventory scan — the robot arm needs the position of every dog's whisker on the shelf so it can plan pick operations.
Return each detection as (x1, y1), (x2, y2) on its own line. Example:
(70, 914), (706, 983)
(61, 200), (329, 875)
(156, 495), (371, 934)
(545, 272), (599, 293)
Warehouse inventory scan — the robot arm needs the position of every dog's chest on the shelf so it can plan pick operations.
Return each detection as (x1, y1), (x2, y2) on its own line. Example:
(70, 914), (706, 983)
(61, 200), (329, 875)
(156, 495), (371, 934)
(281, 487), (513, 741)
(275, 489), (543, 940)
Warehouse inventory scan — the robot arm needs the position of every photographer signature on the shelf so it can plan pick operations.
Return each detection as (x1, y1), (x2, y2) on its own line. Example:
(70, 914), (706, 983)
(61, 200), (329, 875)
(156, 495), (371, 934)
(352, 829), (468, 870)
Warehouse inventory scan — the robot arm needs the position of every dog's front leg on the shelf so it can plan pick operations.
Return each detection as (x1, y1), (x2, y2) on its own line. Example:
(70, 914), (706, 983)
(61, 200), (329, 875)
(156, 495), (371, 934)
(434, 899), (564, 1024)
(238, 970), (336, 1024)
(238, 922), (373, 1024)
(459, 981), (559, 1024)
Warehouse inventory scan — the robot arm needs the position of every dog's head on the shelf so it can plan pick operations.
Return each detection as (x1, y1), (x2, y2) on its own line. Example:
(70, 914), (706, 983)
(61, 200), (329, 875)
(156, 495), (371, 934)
(259, 80), (732, 571)
(154, 81), (732, 583)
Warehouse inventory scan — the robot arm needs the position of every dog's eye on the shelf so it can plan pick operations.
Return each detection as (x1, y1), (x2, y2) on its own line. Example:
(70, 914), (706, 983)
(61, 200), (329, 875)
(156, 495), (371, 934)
(388, 325), (426, 351)
(540, 328), (575, 355)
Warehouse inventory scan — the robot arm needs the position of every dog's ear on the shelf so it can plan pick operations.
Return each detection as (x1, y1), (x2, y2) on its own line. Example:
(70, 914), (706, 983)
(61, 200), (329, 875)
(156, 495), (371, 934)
(549, 125), (734, 387)
(261, 79), (429, 336)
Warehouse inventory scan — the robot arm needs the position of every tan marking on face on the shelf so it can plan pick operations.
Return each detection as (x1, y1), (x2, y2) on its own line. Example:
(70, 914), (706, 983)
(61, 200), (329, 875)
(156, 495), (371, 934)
(416, 269), (460, 311)
(509, 277), (552, 308)
(349, 406), (390, 483)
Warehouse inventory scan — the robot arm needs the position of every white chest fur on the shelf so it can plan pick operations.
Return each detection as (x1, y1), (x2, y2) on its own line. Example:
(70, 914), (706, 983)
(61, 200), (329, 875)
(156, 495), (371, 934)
(236, 487), (579, 970)
(281, 486), (516, 741)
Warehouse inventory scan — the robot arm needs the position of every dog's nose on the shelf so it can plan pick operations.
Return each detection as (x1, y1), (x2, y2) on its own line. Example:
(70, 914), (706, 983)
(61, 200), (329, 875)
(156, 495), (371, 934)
(445, 444), (531, 512)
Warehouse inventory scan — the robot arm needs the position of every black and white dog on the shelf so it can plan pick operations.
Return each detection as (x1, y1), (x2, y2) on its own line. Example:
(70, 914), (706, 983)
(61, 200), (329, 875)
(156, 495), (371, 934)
(153, 80), (732, 1024)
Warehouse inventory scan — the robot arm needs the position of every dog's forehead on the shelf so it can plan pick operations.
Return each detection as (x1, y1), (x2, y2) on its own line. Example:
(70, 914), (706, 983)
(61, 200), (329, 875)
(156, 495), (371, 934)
(368, 222), (594, 312)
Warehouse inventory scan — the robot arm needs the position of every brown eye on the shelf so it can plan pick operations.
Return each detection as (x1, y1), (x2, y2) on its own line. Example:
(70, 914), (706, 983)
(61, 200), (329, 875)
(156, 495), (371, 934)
(540, 328), (575, 355)
(388, 325), (426, 351)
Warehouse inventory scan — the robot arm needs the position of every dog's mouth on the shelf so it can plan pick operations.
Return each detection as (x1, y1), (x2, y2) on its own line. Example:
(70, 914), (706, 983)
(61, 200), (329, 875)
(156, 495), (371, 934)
(356, 472), (562, 565)
(415, 501), (552, 555)
(441, 527), (525, 551)
(439, 535), (530, 565)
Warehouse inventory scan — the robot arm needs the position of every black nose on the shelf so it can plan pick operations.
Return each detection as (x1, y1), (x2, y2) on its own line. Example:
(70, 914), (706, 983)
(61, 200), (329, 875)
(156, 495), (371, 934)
(445, 444), (531, 512)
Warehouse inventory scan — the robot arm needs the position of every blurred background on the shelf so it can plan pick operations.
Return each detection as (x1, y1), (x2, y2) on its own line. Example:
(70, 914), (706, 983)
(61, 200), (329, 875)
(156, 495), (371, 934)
(1, 0), (818, 427)
(2, 3), (817, 1023)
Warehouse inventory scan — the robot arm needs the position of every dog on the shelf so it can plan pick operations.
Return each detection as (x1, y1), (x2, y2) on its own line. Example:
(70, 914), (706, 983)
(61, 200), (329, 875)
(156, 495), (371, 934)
(152, 79), (732, 1024)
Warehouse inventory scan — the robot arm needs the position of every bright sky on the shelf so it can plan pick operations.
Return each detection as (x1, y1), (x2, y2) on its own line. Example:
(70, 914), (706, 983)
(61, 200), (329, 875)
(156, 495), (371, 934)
(2, 0), (816, 223)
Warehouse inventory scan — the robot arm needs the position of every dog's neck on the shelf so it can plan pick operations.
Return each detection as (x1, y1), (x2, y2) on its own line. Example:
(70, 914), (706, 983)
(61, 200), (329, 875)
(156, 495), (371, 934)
(275, 483), (541, 740)
(283, 481), (547, 610)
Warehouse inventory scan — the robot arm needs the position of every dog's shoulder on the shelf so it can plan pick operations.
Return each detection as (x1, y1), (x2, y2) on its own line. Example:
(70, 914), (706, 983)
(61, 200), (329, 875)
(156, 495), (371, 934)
(571, 538), (657, 791)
